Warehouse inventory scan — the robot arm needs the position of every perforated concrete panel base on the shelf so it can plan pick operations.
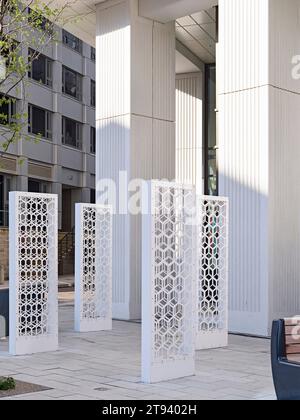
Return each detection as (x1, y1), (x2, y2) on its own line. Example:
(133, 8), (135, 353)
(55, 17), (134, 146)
(196, 196), (229, 350)
(9, 192), (58, 356)
(75, 204), (112, 332)
(142, 181), (196, 383)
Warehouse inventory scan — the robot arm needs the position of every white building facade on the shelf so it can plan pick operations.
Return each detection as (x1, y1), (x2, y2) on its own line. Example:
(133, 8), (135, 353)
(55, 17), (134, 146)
(50, 0), (300, 336)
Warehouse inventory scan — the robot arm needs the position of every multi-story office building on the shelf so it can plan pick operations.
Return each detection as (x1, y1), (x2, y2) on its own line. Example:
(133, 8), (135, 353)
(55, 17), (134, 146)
(0, 24), (97, 276)
(0, 27), (97, 229)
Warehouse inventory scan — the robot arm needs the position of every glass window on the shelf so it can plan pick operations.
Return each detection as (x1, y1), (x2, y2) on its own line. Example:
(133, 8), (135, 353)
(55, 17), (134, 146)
(91, 47), (96, 61)
(62, 116), (82, 149)
(91, 80), (96, 107)
(62, 29), (82, 53)
(62, 66), (82, 101)
(90, 189), (96, 204)
(0, 95), (16, 126)
(0, 174), (10, 227)
(28, 104), (52, 139)
(28, 49), (53, 87)
(1, 38), (19, 71)
(28, 7), (53, 34)
(28, 179), (40, 193)
(28, 179), (49, 194)
(90, 126), (96, 154)
(205, 64), (218, 196)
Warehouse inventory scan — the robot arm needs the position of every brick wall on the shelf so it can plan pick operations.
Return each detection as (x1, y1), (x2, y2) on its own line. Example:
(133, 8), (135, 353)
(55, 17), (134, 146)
(0, 229), (9, 279)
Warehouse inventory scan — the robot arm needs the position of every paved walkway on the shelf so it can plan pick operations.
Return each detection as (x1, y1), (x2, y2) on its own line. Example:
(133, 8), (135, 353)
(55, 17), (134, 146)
(0, 293), (276, 400)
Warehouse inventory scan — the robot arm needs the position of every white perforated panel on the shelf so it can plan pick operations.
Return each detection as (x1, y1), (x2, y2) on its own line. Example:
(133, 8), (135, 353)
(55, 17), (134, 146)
(9, 192), (58, 355)
(142, 181), (196, 383)
(75, 204), (112, 332)
(196, 196), (228, 350)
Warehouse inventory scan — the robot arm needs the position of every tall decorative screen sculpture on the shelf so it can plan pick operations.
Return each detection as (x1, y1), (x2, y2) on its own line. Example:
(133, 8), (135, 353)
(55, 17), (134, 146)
(196, 196), (228, 350)
(142, 181), (196, 383)
(9, 192), (58, 355)
(75, 204), (112, 332)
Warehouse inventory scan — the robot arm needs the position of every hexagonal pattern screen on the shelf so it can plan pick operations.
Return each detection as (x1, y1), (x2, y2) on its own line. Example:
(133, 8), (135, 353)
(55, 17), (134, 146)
(142, 181), (196, 383)
(9, 192), (58, 355)
(75, 204), (112, 332)
(197, 196), (228, 350)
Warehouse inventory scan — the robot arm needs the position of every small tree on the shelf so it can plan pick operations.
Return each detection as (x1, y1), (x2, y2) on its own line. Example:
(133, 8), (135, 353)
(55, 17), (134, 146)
(0, 0), (71, 154)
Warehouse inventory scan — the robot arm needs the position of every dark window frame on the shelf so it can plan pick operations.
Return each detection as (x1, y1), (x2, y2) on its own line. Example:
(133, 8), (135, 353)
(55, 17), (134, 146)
(62, 29), (82, 54)
(28, 7), (54, 34)
(0, 38), (20, 70)
(91, 47), (96, 61)
(62, 65), (83, 102)
(28, 103), (53, 140)
(0, 174), (11, 227)
(90, 188), (96, 204)
(90, 126), (96, 154)
(28, 49), (53, 87)
(28, 179), (50, 194)
(0, 95), (17, 126)
(91, 80), (96, 107)
(62, 116), (83, 150)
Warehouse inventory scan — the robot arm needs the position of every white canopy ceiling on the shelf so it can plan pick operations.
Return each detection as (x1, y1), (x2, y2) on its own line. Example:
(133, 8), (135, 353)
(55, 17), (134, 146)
(140, 0), (217, 22)
(44, 0), (217, 63)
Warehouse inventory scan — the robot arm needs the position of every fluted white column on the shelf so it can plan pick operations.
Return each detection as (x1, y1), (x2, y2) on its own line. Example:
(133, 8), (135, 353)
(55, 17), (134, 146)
(218, 0), (300, 335)
(176, 72), (203, 193)
(95, 0), (176, 319)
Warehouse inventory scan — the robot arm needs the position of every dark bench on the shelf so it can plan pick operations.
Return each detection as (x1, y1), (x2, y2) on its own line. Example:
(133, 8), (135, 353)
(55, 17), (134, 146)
(271, 318), (300, 400)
